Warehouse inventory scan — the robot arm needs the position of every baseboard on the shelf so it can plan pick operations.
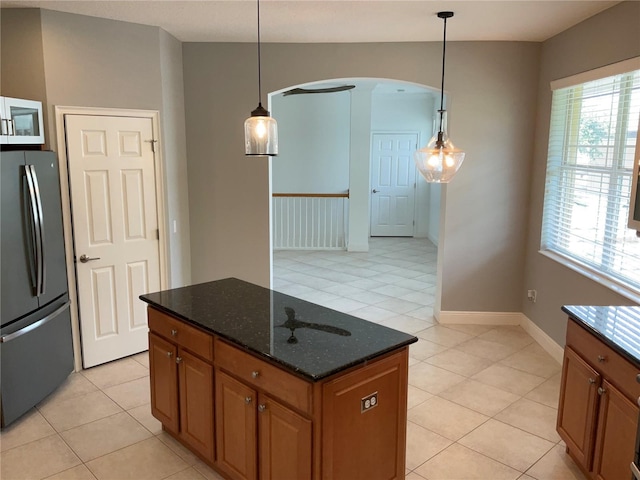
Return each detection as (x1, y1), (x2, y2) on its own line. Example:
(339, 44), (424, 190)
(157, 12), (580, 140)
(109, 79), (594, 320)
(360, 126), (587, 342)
(347, 243), (369, 252)
(438, 310), (564, 364)
(438, 311), (523, 325)
(519, 315), (564, 364)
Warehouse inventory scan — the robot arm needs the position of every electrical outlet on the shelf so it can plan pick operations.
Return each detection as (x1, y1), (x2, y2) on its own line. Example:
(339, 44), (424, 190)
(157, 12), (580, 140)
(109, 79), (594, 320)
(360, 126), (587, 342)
(361, 392), (378, 413)
(527, 289), (537, 303)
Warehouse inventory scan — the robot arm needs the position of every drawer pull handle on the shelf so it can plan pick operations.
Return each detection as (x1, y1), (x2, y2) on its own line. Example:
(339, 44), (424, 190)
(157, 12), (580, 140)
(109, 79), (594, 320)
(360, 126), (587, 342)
(588, 378), (596, 384)
(171, 329), (178, 337)
(245, 396), (252, 405)
(252, 371), (260, 379)
(258, 404), (266, 412)
(597, 355), (606, 363)
(176, 356), (182, 364)
(597, 386), (606, 396)
(166, 351), (173, 358)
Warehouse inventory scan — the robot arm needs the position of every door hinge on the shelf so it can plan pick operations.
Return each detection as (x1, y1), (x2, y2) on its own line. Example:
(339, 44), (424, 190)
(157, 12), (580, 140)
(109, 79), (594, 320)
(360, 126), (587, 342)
(145, 139), (158, 153)
(156, 229), (160, 240)
(413, 220), (415, 226)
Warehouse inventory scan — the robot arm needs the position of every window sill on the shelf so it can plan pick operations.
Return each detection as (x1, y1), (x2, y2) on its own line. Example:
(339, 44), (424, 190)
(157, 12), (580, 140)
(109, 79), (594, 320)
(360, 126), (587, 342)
(538, 250), (640, 305)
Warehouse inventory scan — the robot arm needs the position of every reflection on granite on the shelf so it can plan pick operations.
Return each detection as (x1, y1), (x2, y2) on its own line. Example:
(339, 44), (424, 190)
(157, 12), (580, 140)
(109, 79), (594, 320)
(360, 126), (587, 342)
(141, 278), (417, 381)
(562, 305), (640, 367)
(278, 307), (351, 344)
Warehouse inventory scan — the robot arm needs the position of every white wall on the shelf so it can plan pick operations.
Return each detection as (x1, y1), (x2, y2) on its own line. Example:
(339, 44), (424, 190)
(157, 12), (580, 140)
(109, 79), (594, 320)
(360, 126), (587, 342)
(371, 92), (436, 240)
(271, 91), (350, 194)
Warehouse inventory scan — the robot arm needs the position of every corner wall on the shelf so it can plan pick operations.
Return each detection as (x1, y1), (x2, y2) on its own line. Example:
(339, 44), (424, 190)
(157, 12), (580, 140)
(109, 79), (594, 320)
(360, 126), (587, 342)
(523, 1), (640, 345)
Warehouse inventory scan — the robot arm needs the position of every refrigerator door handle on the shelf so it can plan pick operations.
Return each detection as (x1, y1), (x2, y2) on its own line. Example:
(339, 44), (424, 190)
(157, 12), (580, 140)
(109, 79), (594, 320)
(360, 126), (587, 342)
(0, 301), (71, 343)
(28, 165), (46, 296)
(24, 165), (43, 296)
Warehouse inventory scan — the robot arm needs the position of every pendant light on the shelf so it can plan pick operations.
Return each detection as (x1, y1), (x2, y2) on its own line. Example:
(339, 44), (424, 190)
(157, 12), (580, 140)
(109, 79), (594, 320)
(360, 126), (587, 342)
(244, 0), (278, 156)
(414, 11), (465, 183)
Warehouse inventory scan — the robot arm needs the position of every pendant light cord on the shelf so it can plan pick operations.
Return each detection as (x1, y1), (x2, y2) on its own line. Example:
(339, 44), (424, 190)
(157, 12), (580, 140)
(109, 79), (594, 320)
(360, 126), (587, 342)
(257, 0), (263, 106)
(438, 15), (448, 134)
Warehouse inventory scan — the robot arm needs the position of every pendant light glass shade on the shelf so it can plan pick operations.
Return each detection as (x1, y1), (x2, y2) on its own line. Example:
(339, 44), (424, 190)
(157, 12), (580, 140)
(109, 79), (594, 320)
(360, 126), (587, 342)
(415, 110), (464, 183)
(414, 11), (464, 183)
(245, 103), (278, 156)
(244, 0), (278, 156)
(414, 130), (465, 183)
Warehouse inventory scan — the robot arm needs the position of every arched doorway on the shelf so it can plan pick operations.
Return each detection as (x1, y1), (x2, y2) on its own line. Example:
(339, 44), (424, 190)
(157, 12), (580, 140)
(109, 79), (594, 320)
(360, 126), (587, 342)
(268, 78), (443, 334)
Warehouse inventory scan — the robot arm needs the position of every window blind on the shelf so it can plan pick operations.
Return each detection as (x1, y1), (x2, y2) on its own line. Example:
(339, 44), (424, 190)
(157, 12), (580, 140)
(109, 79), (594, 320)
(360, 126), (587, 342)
(541, 66), (640, 293)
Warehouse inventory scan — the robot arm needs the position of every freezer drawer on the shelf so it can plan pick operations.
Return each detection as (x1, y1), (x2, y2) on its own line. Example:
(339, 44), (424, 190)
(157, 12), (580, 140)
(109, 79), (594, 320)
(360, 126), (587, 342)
(0, 299), (73, 427)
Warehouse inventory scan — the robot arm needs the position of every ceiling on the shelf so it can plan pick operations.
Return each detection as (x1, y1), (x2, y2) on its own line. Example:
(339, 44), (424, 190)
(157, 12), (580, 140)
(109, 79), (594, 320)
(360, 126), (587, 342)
(0, 0), (622, 43)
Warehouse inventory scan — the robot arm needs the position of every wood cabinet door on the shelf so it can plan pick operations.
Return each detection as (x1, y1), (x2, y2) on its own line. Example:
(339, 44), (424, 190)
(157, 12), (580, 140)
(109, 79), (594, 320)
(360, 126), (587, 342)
(322, 350), (408, 480)
(557, 346), (600, 470)
(178, 349), (215, 463)
(149, 332), (179, 432)
(258, 394), (312, 480)
(592, 380), (639, 480)
(215, 369), (257, 480)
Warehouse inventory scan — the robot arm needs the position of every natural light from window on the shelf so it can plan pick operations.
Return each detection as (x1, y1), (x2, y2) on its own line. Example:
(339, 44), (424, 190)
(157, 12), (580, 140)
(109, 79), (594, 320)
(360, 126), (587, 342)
(541, 66), (640, 294)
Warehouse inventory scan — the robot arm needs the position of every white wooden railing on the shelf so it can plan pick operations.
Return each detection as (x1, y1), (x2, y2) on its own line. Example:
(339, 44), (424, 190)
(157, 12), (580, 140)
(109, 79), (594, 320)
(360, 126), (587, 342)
(272, 193), (349, 250)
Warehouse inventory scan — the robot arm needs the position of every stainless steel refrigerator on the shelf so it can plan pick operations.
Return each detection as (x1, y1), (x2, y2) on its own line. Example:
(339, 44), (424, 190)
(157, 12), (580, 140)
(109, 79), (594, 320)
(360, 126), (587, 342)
(1, 150), (74, 427)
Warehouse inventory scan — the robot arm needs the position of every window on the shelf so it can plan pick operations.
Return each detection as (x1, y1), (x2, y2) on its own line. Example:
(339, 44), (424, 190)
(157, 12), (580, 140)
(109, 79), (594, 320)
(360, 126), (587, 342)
(541, 60), (640, 295)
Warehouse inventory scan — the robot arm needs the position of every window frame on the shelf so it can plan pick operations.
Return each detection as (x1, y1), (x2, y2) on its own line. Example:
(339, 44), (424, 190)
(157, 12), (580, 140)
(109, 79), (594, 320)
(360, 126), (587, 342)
(540, 58), (640, 303)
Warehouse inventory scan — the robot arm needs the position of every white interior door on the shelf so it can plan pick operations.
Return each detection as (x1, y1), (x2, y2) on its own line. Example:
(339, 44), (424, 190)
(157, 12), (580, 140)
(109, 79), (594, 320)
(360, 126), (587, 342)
(370, 133), (417, 236)
(66, 114), (160, 368)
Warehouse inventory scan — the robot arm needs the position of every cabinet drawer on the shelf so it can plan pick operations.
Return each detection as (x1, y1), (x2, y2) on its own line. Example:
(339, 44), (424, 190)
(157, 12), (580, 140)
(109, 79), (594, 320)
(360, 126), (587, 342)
(214, 338), (312, 414)
(566, 319), (640, 401)
(148, 308), (213, 362)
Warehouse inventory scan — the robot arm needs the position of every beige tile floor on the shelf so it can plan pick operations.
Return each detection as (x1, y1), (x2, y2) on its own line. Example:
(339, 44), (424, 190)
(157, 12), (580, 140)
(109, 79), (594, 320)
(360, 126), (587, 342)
(0, 238), (587, 480)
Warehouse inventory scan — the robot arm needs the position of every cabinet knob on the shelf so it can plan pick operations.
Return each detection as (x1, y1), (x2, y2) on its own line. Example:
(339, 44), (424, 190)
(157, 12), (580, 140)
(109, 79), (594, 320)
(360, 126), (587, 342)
(258, 404), (266, 412)
(597, 355), (606, 363)
(588, 378), (596, 384)
(597, 386), (606, 396)
(166, 351), (173, 358)
(245, 396), (252, 405)
(251, 371), (260, 379)
(171, 329), (178, 337)
(176, 356), (182, 364)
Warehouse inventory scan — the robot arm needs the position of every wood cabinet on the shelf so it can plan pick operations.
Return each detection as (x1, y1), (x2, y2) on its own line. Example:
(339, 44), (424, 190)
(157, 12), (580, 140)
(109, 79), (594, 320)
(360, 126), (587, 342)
(557, 318), (639, 480)
(147, 306), (410, 480)
(592, 380), (638, 480)
(215, 369), (312, 480)
(148, 309), (215, 463)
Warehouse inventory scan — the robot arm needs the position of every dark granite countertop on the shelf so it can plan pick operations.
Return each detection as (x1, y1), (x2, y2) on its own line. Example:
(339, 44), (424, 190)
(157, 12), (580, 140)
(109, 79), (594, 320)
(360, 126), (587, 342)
(140, 278), (417, 381)
(562, 305), (640, 368)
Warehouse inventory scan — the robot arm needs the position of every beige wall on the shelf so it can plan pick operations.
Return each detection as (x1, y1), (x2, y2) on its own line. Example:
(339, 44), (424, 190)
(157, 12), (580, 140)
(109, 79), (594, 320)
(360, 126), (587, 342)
(159, 29), (192, 287)
(1, 9), (191, 289)
(183, 41), (540, 310)
(523, 0), (640, 345)
(1, 9), (48, 133)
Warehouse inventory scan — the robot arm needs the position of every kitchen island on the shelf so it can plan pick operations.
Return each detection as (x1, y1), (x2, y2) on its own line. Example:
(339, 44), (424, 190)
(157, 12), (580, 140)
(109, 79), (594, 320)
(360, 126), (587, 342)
(140, 277), (417, 480)
(557, 305), (640, 480)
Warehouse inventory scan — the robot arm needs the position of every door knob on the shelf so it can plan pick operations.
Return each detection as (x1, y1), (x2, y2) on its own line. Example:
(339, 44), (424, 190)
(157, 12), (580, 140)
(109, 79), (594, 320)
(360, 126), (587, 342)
(372, 189), (379, 193)
(79, 254), (101, 263)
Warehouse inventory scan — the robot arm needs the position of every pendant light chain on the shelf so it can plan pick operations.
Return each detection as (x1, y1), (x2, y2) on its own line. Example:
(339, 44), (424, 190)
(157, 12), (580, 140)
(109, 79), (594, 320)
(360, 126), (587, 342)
(413, 10), (464, 183)
(438, 14), (448, 134)
(256, 0), (262, 106)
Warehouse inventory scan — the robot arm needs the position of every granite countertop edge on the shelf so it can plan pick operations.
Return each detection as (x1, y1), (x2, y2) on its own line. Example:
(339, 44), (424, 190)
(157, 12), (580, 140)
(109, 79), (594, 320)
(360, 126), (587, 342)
(141, 287), (418, 382)
(562, 305), (640, 368)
